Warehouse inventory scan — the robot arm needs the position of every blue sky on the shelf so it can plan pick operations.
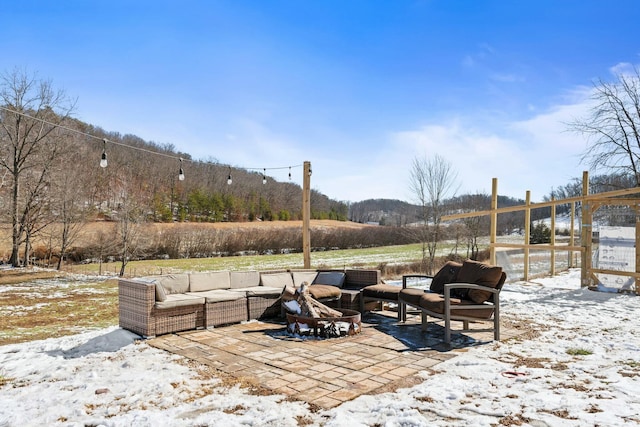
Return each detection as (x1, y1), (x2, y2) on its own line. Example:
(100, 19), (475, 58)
(2, 1), (639, 203)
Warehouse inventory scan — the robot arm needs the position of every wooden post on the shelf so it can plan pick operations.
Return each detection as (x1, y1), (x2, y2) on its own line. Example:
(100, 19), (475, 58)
(550, 196), (556, 276)
(569, 201), (575, 268)
(636, 205), (640, 294)
(490, 178), (498, 265)
(302, 161), (312, 269)
(581, 171), (590, 288)
(524, 190), (531, 281)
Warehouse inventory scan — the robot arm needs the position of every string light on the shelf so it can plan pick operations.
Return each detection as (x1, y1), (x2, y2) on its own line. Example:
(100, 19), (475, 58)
(0, 105), (308, 185)
(100, 139), (108, 168)
(178, 158), (185, 181)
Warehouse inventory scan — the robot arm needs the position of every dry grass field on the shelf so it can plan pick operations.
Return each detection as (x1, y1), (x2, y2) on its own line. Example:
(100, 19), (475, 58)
(0, 219), (375, 261)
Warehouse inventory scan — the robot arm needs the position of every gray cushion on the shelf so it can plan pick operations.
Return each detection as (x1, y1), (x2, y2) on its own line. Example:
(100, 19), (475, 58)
(236, 286), (283, 297)
(189, 271), (230, 292)
(230, 271), (261, 289)
(155, 293), (205, 309)
(186, 289), (246, 303)
(138, 277), (166, 302)
(313, 271), (346, 288)
(292, 271), (318, 287)
(260, 272), (294, 290)
(159, 274), (190, 295)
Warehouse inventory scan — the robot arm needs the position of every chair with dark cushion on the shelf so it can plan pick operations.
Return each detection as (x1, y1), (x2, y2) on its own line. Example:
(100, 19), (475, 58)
(399, 259), (506, 345)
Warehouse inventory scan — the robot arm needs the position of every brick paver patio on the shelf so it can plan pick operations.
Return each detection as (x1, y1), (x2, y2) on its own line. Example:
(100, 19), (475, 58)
(148, 311), (518, 409)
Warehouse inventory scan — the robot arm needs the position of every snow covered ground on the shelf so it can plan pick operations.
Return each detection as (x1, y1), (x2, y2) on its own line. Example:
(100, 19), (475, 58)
(1, 269), (639, 426)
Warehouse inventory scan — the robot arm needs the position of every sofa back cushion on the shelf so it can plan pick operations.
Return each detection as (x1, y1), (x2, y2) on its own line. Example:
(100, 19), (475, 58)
(138, 277), (167, 302)
(189, 271), (230, 292)
(159, 273), (190, 295)
(313, 271), (346, 288)
(230, 271), (261, 289)
(456, 260), (503, 303)
(292, 271), (318, 287)
(260, 272), (294, 290)
(430, 261), (463, 293)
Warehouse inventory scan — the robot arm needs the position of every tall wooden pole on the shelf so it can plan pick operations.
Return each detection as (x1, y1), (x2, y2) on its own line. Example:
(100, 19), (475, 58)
(569, 201), (575, 268)
(550, 196), (556, 276)
(490, 178), (498, 265)
(581, 170), (590, 287)
(303, 161), (312, 268)
(524, 190), (531, 281)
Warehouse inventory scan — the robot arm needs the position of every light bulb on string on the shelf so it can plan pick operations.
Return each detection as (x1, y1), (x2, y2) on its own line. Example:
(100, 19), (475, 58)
(288, 166), (291, 180)
(100, 139), (108, 168)
(262, 168), (267, 185)
(178, 158), (185, 181)
(227, 167), (232, 185)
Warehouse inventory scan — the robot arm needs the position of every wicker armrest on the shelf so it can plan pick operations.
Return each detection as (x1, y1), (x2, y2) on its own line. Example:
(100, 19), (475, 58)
(118, 279), (156, 336)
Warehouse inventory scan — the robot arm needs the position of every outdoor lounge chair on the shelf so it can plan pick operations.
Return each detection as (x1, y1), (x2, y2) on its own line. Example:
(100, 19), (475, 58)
(399, 260), (506, 345)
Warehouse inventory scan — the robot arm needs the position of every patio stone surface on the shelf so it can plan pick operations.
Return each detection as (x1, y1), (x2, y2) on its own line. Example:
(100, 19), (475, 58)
(148, 311), (520, 409)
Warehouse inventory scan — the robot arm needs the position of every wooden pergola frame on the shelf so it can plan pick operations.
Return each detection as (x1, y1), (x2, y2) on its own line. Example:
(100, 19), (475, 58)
(442, 171), (640, 292)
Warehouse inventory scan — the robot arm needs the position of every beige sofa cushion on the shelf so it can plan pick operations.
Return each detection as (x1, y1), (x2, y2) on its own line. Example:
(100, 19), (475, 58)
(186, 289), (246, 303)
(159, 274), (190, 295)
(242, 286), (283, 297)
(260, 272), (294, 290)
(138, 277), (167, 302)
(230, 271), (261, 289)
(155, 293), (205, 309)
(292, 271), (318, 287)
(189, 271), (230, 292)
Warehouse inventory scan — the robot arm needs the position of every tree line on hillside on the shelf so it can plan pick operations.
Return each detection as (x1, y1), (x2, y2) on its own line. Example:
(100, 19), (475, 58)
(0, 69), (347, 271)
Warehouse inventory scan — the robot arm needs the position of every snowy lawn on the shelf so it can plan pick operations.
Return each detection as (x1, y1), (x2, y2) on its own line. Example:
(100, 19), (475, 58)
(1, 269), (639, 426)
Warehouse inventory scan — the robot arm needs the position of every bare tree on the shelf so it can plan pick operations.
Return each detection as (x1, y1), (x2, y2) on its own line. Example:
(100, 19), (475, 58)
(0, 68), (75, 266)
(408, 154), (459, 274)
(115, 177), (148, 277)
(51, 148), (88, 270)
(569, 66), (640, 185)
(459, 193), (490, 259)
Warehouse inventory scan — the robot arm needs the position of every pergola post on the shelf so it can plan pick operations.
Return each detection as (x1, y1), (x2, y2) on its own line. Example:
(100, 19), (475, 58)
(303, 161), (312, 269)
(490, 178), (497, 265)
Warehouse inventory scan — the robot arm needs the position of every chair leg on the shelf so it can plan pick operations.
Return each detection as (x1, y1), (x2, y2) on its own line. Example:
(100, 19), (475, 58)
(444, 312), (451, 344)
(421, 312), (428, 331)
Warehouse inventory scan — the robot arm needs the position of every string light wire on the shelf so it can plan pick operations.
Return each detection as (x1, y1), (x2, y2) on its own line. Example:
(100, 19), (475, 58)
(0, 105), (306, 178)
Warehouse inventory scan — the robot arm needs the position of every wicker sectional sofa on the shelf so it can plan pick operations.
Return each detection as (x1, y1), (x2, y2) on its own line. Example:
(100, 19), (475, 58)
(118, 268), (380, 337)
